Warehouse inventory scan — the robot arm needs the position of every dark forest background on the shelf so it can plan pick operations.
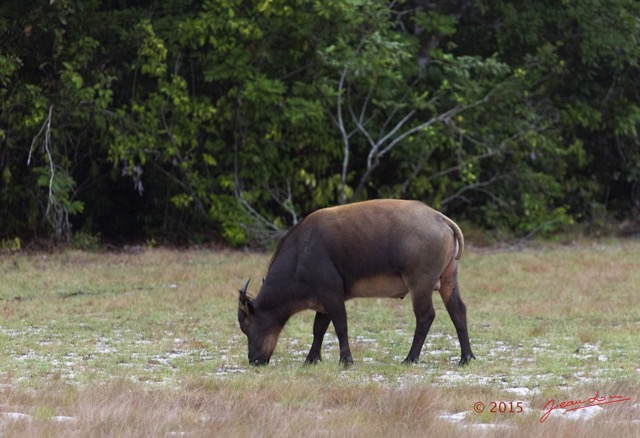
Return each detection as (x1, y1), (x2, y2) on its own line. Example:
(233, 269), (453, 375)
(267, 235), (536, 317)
(1, 0), (639, 247)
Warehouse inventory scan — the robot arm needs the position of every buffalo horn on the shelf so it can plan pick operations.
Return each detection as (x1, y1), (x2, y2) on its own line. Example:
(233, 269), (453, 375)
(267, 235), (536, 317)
(239, 278), (251, 297)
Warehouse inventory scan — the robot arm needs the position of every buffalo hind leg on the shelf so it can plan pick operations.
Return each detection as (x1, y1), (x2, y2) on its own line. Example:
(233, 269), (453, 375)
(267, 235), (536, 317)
(440, 276), (475, 366)
(403, 289), (436, 364)
(305, 312), (331, 364)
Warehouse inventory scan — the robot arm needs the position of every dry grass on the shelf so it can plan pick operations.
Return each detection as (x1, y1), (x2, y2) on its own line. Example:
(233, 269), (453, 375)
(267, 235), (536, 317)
(0, 241), (639, 437)
(0, 380), (637, 437)
(0, 379), (458, 437)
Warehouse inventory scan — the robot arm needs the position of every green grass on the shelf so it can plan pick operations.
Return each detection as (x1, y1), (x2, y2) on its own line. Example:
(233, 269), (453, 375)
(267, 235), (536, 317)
(0, 243), (639, 437)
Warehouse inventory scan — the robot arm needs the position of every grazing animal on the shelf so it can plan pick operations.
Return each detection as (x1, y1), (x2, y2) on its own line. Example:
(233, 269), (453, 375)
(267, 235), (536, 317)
(237, 199), (475, 366)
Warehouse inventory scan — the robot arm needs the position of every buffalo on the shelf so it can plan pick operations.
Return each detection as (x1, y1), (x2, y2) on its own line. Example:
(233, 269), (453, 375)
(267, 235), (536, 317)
(238, 199), (475, 366)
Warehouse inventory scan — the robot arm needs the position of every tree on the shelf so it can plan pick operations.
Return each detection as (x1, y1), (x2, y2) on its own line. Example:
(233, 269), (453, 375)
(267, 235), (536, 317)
(1, 0), (639, 246)
(467, 0), (640, 224)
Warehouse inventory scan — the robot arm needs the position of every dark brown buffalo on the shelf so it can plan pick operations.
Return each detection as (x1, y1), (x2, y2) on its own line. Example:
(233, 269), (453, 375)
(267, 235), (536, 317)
(238, 199), (475, 366)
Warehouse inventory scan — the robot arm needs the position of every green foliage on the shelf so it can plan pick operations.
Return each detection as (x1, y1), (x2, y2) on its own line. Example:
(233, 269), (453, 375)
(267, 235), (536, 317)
(1, 0), (639, 244)
(71, 231), (101, 251)
(0, 237), (21, 252)
(472, 0), (640, 223)
(209, 194), (248, 247)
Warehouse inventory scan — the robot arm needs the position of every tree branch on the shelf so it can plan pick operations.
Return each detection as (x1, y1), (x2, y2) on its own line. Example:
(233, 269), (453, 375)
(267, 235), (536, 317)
(440, 174), (500, 207)
(267, 180), (299, 226)
(27, 105), (56, 223)
(337, 67), (351, 205)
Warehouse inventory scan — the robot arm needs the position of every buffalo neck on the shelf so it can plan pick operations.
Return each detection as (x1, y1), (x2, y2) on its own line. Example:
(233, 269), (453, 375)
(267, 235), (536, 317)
(253, 279), (298, 327)
(255, 274), (317, 325)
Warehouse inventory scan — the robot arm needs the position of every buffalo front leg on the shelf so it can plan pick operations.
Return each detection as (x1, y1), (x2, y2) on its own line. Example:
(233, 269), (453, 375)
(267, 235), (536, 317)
(403, 290), (436, 364)
(319, 297), (353, 366)
(305, 312), (331, 364)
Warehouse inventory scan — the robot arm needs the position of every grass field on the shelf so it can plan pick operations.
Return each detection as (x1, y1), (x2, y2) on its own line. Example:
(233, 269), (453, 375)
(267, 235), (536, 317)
(0, 240), (639, 437)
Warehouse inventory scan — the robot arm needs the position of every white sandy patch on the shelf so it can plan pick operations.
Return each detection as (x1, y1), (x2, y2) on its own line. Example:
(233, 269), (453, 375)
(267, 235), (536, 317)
(560, 405), (605, 421)
(1, 412), (32, 421)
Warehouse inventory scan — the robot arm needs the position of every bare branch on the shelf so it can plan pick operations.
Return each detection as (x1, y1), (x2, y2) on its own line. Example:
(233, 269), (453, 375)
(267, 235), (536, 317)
(337, 67), (351, 205)
(348, 93), (377, 151)
(376, 78), (432, 138)
(27, 105), (56, 221)
(372, 109), (417, 165)
(237, 195), (281, 232)
(354, 81), (375, 127)
(267, 181), (299, 226)
(400, 161), (426, 195)
(515, 218), (564, 248)
(334, 35), (370, 204)
(26, 105), (76, 240)
(350, 99), (486, 201)
(27, 106), (51, 166)
(440, 175), (500, 207)
(427, 150), (500, 182)
(383, 96), (490, 158)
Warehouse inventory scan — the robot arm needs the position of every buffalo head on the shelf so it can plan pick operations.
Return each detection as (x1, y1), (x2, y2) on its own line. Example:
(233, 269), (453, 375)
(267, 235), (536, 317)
(237, 279), (279, 365)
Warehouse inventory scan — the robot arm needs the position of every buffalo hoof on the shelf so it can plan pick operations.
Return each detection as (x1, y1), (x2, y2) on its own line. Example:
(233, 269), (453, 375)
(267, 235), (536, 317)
(304, 354), (322, 365)
(459, 354), (476, 366)
(401, 357), (419, 365)
(339, 356), (354, 367)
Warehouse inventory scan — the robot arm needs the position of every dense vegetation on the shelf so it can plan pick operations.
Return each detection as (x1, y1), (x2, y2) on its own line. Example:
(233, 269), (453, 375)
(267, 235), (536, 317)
(1, 0), (639, 246)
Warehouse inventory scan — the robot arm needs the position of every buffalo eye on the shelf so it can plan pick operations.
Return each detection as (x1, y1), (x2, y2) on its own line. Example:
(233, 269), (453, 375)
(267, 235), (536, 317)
(238, 310), (250, 335)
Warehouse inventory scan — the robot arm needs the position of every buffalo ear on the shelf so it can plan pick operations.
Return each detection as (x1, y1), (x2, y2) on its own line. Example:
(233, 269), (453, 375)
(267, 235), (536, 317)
(238, 278), (254, 315)
(239, 299), (254, 316)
